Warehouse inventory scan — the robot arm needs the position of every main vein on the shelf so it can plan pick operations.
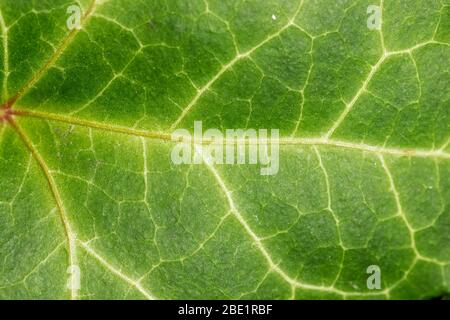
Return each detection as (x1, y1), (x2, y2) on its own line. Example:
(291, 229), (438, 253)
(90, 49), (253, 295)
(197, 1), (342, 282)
(9, 118), (79, 300)
(11, 0), (98, 104)
(15, 109), (450, 159)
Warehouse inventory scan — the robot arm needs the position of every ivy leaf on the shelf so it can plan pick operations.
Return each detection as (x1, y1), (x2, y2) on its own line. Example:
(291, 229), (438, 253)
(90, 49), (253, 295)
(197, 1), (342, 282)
(0, 0), (449, 300)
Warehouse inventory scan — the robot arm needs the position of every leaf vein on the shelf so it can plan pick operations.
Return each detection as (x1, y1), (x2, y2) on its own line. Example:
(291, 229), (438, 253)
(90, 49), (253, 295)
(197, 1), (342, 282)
(168, 0), (307, 130)
(11, 0), (99, 105)
(78, 240), (157, 300)
(9, 118), (79, 300)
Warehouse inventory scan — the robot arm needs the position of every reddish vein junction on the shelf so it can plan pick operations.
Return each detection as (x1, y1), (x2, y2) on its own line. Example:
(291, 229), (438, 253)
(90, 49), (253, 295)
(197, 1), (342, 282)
(0, 97), (17, 122)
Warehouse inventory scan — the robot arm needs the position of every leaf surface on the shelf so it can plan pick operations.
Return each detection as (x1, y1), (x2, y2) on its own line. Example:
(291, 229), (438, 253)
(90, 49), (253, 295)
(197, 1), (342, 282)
(0, 0), (449, 299)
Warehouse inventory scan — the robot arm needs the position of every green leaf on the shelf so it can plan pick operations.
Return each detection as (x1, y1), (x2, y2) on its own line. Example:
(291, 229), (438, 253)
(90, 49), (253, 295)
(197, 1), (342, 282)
(0, 0), (449, 300)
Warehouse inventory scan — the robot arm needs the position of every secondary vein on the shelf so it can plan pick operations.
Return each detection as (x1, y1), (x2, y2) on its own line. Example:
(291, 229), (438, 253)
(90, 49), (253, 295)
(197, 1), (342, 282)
(168, 0), (307, 130)
(195, 145), (390, 298)
(78, 240), (157, 300)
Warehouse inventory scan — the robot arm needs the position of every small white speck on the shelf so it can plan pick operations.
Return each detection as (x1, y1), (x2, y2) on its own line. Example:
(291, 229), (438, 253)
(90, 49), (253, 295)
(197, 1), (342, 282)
(272, 14), (277, 20)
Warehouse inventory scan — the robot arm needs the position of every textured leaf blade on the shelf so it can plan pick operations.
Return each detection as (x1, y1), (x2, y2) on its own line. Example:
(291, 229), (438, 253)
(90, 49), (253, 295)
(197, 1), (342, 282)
(0, 0), (449, 300)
